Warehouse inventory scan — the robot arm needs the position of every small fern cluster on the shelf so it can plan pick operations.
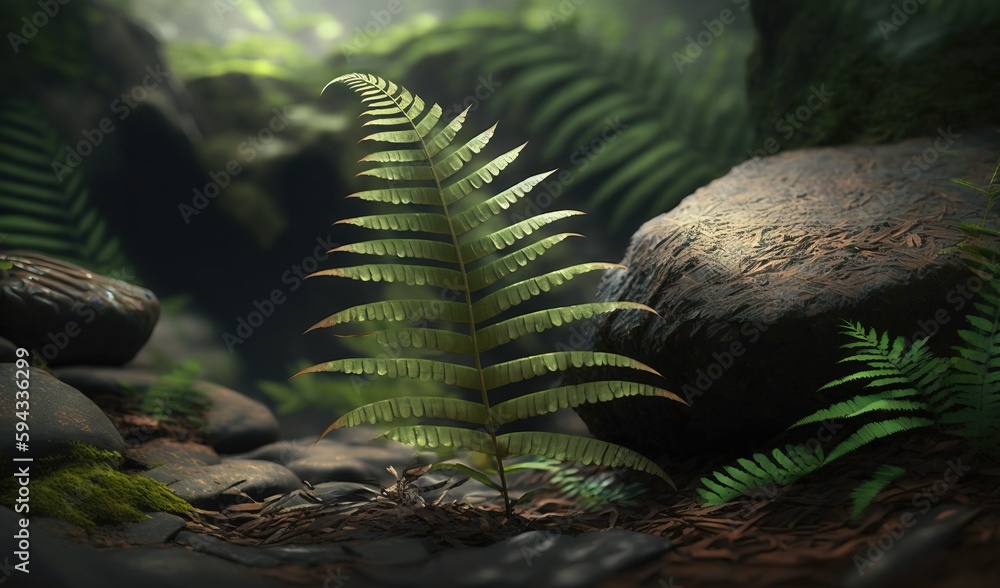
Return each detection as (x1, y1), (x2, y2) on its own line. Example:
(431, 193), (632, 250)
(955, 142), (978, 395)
(298, 73), (684, 515)
(698, 160), (1000, 513)
(122, 360), (210, 425)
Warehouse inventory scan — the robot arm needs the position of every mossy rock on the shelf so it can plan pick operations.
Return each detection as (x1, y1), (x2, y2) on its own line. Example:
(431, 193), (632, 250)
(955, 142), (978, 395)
(1, 442), (191, 528)
(746, 0), (1000, 150)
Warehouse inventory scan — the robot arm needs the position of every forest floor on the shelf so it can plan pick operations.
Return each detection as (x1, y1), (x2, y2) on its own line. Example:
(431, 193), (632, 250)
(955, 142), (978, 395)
(88, 391), (1000, 587)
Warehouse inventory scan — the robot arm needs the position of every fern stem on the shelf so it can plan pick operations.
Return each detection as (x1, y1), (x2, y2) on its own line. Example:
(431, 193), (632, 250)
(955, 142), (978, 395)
(376, 83), (512, 514)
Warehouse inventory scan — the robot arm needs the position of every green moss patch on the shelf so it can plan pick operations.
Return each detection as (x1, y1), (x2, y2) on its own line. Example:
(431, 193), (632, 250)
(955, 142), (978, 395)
(1, 443), (191, 528)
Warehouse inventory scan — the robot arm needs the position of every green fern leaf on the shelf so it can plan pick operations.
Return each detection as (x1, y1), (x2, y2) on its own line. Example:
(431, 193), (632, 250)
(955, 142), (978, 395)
(476, 302), (655, 351)
(427, 462), (502, 491)
(850, 464), (905, 518)
(498, 432), (673, 488)
(319, 397), (487, 438)
(696, 444), (822, 505)
(942, 277), (1000, 451)
(824, 417), (934, 464)
(298, 73), (681, 515)
(383, 425), (496, 454)
(0, 102), (129, 275)
(492, 381), (683, 425)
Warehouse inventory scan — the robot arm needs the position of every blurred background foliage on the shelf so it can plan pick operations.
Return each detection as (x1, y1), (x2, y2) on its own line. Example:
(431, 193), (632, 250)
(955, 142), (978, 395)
(2, 0), (998, 428)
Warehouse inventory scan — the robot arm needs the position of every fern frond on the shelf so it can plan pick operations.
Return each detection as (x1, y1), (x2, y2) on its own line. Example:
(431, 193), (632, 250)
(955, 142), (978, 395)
(306, 299), (470, 331)
(942, 277), (1000, 452)
(426, 462), (502, 491)
(824, 417), (934, 464)
(301, 73), (681, 515)
(0, 102), (129, 275)
(476, 302), (655, 351)
(367, 17), (751, 227)
(850, 464), (905, 518)
(383, 425), (496, 454)
(319, 397), (487, 438)
(820, 323), (947, 390)
(696, 444), (823, 506)
(492, 381), (682, 425)
(481, 351), (659, 390)
(294, 358), (479, 389)
(471, 262), (625, 322)
(498, 432), (673, 488)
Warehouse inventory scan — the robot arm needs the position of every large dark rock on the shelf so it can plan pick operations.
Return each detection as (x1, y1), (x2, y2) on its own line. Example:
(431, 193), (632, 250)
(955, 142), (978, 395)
(574, 131), (1000, 462)
(0, 252), (159, 366)
(0, 364), (124, 464)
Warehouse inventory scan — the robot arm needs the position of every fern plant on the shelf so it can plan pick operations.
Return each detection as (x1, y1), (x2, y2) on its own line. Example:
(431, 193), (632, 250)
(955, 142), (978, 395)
(121, 360), (210, 425)
(502, 457), (651, 513)
(697, 160), (1000, 510)
(351, 11), (751, 229)
(295, 73), (684, 515)
(696, 443), (824, 506)
(849, 463), (905, 518)
(0, 101), (129, 275)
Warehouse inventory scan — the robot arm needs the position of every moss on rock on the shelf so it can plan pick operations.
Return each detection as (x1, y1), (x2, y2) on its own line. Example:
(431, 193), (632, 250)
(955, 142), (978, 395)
(1, 442), (191, 528)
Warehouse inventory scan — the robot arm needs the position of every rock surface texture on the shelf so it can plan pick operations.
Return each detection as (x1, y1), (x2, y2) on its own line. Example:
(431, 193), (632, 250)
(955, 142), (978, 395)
(0, 252), (159, 366)
(574, 131), (1000, 461)
(0, 365), (124, 465)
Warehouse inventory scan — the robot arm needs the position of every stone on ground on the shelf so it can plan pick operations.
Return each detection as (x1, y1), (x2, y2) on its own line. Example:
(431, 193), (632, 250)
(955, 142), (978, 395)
(574, 131), (1000, 461)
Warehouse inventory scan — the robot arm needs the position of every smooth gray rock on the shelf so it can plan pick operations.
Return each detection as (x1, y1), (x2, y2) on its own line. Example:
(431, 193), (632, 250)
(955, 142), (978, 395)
(840, 505), (983, 588)
(360, 529), (672, 588)
(176, 531), (282, 567)
(346, 538), (431, 566)
(54, 366), (280, 454)
(141, 458), (301, 507)
(0, 365), (124, 465)
(123, 512), (187, 546)
(0, 507), (288, 588)
(238, 435), (416, 485)
(0, 252), (159, 366)
(53, 365), (158, 399)
(131, 437), (221, 469)
(201, 382), (280, 454)
(177, 531), (357, 567)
